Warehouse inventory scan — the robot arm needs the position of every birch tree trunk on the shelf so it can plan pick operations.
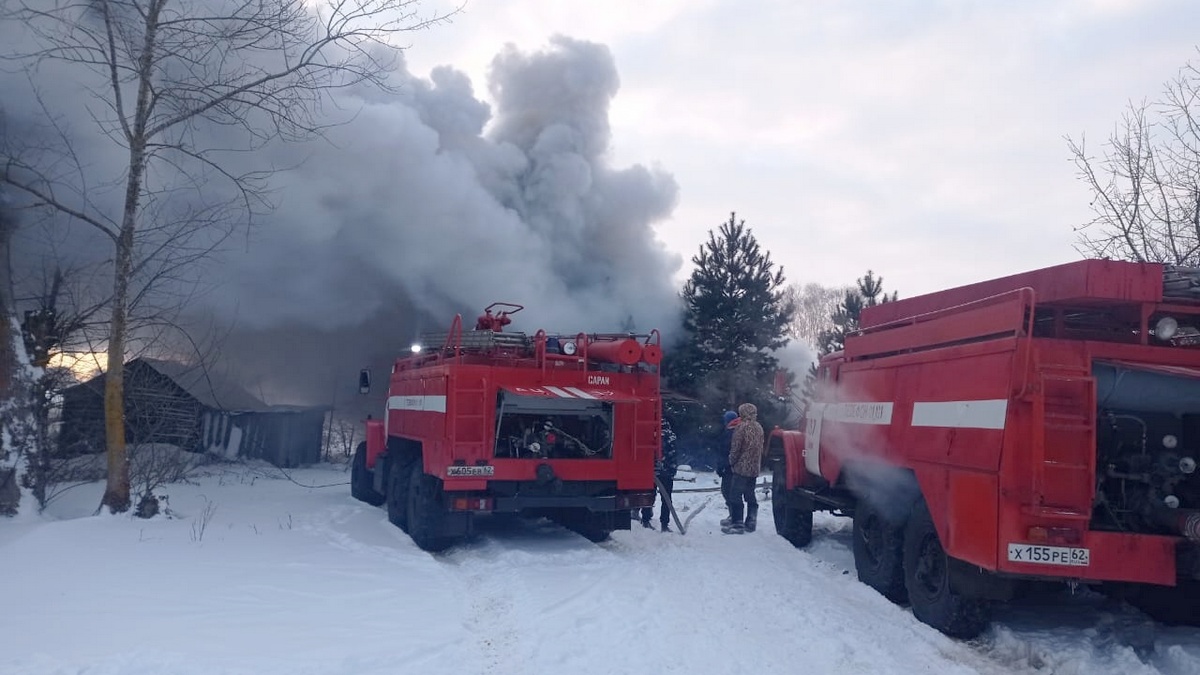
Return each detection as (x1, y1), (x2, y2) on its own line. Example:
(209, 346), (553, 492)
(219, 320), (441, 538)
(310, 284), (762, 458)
(100, 0), (159, 513)
(2, 0), (457, 515)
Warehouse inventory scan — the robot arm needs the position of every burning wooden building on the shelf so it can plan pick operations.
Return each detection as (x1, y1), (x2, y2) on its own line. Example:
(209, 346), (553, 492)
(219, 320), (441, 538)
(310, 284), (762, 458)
(58, 358), (326, 468)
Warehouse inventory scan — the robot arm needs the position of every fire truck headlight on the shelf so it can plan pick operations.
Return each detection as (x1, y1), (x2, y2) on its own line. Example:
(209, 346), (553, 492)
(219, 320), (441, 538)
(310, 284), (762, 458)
(1155, 316), (1179, 340)
(561, 340), (577, 355)
(410, 343), (422, 354)
(1164, 434), (1179, 449)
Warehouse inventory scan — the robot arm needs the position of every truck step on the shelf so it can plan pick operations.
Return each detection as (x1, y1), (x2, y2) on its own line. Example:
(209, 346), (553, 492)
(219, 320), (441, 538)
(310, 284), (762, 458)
(1021, 505), (1091, 520)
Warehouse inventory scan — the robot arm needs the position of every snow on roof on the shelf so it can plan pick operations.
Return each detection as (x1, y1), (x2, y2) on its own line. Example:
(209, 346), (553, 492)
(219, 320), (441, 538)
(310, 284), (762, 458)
(70, 358), (321, 414)
(137, 358), (272, 412)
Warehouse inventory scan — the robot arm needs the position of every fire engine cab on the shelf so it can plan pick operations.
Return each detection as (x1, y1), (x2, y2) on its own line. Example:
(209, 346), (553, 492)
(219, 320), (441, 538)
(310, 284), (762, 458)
(352, 303), (663, 551)
(771, 260), (1200, 636)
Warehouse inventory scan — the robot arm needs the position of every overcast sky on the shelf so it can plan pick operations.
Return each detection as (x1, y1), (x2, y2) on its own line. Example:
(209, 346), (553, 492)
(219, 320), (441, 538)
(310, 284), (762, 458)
(399, 0), (1200, 298)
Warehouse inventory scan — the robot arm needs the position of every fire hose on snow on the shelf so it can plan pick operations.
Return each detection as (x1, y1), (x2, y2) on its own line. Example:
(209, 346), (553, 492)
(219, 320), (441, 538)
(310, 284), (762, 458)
(653, 477), (772, 535)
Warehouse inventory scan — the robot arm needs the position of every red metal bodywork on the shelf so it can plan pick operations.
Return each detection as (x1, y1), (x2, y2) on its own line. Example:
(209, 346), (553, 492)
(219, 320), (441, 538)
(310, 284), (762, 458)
(779, 260), (1200, 587)
(365, 312), (663, 508)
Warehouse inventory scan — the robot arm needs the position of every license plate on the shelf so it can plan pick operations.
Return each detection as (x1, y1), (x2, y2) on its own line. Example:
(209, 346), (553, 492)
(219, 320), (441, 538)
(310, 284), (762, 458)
(1007, 543), (1090, 567)
(446, 465), (495, 477)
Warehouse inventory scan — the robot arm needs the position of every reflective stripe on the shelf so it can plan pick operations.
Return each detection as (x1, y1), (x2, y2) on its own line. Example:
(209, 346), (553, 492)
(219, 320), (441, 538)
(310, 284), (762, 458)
(543, 386), (574, 398)
(387, 395), (447, 413)
(564, 387), (596, 399)
(912, 399), (1007, 430)
(823, 402), (893, 425)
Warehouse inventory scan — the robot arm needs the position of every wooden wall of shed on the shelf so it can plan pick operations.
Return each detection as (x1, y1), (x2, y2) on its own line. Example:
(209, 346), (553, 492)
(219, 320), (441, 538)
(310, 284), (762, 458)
(202, 410), (324, 468)
(58, 361), (200, 455)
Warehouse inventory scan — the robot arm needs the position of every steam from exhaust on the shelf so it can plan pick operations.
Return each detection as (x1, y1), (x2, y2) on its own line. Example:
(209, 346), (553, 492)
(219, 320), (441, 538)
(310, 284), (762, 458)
(3, 13), (683, 409)
(809, 380), (919, 523)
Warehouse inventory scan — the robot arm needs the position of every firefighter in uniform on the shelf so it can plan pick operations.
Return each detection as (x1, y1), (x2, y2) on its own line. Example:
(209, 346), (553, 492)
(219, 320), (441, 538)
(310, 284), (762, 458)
(641, 416), (678, 532)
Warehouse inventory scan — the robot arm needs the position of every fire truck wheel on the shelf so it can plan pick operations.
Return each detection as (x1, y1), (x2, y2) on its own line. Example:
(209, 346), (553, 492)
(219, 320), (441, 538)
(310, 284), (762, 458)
(771, 461), (813, 548)
(902, 501), (991, 639)
(406, 469), (454, 552)
(386, 459), (412, 533)
(853, 500), (907, 604)
(351, 442), (385, 506)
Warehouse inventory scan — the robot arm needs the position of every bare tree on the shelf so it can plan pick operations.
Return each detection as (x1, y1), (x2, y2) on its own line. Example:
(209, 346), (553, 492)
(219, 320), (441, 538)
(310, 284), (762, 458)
(1068, 55), (1200, 265)
(782, 282), (849, 349)
(0, 0), (455, 513)
(0, 194), (33, 516)
(326, 413), (361, 462)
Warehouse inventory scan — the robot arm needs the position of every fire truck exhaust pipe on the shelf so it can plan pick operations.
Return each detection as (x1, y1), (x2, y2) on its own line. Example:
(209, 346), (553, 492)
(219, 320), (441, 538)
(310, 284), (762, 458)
(1150, 507), (1200, 542)
(1178, 511), (1200, 542)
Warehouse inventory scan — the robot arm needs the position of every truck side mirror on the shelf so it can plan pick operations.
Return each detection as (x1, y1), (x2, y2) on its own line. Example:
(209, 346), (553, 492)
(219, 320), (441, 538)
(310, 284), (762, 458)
(358, 369), (371, 394)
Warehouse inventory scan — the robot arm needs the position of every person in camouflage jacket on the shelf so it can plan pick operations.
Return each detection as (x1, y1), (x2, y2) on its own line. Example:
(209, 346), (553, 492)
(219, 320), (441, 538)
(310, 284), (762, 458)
(723, 402), (764, 534)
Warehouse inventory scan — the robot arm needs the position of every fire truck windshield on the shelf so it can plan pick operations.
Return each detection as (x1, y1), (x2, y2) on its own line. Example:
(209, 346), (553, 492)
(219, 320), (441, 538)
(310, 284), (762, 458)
(494, 392), (614, 460)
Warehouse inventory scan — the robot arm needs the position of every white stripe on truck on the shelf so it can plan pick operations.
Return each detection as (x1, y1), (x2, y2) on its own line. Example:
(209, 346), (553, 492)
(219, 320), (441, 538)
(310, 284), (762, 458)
(816, 399), (1008, 430)
(387, 395), (447, 413)
(823, 401), (894, 425)
(911, 399), (1008, 430)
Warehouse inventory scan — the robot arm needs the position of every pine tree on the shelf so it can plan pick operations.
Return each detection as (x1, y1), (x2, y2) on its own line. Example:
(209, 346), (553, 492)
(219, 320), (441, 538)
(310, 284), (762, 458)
(803, 271), (899, 416)
(666, 212), (794, 423)
(816, 270), (897, 355)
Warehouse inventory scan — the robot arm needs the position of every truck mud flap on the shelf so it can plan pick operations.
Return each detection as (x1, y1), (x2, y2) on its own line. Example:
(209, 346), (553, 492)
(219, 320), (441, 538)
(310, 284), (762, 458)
(438, 511), (473, 537)
(947, 557), (1017, 601)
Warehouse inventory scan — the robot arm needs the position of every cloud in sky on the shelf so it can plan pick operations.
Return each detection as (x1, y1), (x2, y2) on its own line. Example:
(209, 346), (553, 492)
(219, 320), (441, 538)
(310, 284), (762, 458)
(402, 0), (1200, 297)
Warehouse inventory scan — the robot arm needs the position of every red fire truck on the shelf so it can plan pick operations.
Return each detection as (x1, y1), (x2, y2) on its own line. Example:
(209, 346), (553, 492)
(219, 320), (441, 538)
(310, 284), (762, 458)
(770, 260), (1200, 637)
(351, 303), (663, 551)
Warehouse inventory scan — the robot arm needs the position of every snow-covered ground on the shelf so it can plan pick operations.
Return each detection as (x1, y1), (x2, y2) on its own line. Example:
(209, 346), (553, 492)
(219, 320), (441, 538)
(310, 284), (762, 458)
(1, 464), (1198, 675)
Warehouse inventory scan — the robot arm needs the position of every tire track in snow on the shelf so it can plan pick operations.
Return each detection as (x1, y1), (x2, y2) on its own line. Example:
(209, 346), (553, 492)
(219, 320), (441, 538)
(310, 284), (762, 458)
(462, 561), (522, 675)
(315, 477), (1198, 675)
(798, 512), (1200, 675)
(445, 517), (643, 673)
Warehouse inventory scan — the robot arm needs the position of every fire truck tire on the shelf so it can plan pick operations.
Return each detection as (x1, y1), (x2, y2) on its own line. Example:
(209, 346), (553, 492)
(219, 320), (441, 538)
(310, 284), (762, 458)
(902, 501), (991, 639)
(406, 469), (454, 552)
(351, 442), (385, 506)
(853, 500), (907, 604)
(386, 459), (412, 533)
(771, 461), (813, 548)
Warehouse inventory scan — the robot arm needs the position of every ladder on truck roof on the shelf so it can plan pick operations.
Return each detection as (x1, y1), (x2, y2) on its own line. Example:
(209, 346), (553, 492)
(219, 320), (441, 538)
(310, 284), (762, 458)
(417, 329), (532, 355)
(404, 313), (662, 376)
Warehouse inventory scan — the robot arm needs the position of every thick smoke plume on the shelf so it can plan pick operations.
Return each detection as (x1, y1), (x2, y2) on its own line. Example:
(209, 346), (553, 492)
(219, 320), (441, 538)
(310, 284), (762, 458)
(4, 19), (682, 411)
